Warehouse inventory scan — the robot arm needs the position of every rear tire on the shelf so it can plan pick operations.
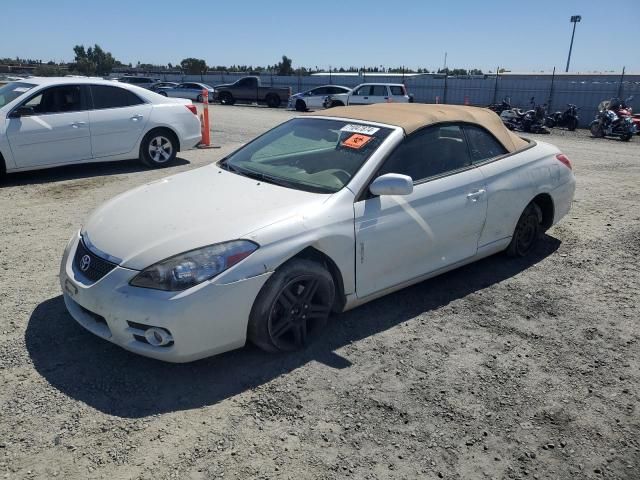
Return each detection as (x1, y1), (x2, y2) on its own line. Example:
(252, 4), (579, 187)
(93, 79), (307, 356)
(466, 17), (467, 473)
(621, 133), (632, 142)
(590, 123), (604, 138)
(506, 202), (542, 257)
(139, 129), (178, 168)
(266, 94), (281, 108)
(567, 117), (578, 131)
(159, 91), (168, 97)
(248, 259), (335, 353)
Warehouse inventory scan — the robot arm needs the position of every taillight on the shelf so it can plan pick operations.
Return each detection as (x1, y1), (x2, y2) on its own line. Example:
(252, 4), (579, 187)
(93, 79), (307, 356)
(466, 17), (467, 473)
(186, 104), (198, 115)
(556, 153), (572, 170)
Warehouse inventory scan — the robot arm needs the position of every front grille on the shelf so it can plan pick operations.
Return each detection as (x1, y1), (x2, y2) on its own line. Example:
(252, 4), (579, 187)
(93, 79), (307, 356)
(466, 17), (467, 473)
(74, 238), (117, 283)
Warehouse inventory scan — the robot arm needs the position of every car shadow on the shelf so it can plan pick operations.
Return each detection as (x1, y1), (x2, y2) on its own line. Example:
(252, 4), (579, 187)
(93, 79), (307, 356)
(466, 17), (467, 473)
(25, 235), (561, 418)
(0, 157), (190, 187)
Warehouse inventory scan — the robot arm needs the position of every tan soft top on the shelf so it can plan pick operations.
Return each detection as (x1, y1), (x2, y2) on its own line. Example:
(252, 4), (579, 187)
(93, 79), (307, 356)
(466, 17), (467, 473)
(309, 103), (529, 153)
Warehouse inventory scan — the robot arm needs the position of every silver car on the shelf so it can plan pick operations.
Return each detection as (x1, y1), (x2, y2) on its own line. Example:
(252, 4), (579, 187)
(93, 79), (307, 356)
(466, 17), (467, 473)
(156, 82), (214, 103)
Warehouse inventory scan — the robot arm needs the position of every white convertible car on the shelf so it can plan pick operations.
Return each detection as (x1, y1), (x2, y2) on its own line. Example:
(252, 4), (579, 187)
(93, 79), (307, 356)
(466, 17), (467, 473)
(60, 104), (575, 362)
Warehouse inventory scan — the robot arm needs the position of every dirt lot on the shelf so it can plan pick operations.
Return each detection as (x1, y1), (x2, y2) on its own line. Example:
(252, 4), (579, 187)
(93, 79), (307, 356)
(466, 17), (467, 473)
(0, 106), (638, 480)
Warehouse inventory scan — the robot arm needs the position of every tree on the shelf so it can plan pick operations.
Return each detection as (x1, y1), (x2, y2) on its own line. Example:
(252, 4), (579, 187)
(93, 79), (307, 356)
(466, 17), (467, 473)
(73, 44), (117, 76)
(276, 55), (293, 76)
(180, 58), (208, 75)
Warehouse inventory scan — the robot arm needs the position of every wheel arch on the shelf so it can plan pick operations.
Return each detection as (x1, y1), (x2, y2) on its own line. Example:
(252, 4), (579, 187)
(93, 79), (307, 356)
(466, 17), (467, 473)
(141, 125), (181, 152)
(0, 150), (6, 177)
(284, 246), (346, 313)
(531, 192), (554, 231)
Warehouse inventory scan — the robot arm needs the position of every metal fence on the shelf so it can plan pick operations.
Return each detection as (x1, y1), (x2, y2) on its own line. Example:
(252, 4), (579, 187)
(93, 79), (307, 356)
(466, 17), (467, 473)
(144, 70), (640, 127)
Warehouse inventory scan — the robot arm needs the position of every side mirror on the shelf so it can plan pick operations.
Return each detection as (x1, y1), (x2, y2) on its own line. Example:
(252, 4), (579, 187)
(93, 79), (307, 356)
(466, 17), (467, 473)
(9, 106), (35, 118)
(369, 173), (414, 196)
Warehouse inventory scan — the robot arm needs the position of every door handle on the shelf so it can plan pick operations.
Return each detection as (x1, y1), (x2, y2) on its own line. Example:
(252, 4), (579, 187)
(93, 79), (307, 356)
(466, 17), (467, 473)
(466, 189), (486, 202)
(131, 114), (144, 121)
(70, 121), (86, 128)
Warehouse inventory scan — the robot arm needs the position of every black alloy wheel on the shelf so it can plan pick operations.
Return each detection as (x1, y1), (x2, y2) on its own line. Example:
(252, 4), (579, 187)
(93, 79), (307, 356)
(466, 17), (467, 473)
(248, 259), (335, 353)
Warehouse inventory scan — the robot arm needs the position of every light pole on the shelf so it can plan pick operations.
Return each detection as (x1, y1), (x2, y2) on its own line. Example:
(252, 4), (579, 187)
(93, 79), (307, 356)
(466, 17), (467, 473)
(565, 15), (582, 72)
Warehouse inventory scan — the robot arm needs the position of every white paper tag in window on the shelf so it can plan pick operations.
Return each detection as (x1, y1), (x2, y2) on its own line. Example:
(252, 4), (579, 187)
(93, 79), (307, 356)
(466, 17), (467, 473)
(340, 124), (380, 135)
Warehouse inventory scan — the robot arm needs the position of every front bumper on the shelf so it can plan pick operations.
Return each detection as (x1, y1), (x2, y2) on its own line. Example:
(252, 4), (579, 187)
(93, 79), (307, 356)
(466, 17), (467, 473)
(59, 232), (272, 363)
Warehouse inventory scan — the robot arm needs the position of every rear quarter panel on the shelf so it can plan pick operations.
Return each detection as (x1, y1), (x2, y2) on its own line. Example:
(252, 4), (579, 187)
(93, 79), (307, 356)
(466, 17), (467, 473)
(147, 103), (201, 149)
(477, 140), (566, 247)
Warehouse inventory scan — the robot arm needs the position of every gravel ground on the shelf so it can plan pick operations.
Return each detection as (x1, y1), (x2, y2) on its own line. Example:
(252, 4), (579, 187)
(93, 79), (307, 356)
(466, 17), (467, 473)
(0, 106), (639, 480)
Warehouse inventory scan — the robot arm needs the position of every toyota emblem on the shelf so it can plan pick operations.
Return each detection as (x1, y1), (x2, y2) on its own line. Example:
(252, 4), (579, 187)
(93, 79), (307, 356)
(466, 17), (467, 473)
(80, 254), (91, 272)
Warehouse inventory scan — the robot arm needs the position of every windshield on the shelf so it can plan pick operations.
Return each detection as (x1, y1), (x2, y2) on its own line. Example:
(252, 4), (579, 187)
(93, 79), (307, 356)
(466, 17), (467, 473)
(0, 82), (36, 108)
(223, 118), (393, 193)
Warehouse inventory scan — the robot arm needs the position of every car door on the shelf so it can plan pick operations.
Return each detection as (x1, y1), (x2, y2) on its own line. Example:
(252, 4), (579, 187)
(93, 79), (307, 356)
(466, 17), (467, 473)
(306, 87), (328, 108)
(366, 85), (390, 104)
(354, 124), (487, 298)
(462, 124), (534, 248)
(389, 85), (409, 103)
(234, 77), (258, 102)
(5, 84), (92, 168)
(349, 85), (371, 105)
(87, 84), (152, 158)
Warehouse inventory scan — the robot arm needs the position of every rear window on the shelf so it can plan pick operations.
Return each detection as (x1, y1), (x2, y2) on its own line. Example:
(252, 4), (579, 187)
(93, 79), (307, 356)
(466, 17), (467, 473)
(90, 85), (145, 109)
(390, 85), (406, 95)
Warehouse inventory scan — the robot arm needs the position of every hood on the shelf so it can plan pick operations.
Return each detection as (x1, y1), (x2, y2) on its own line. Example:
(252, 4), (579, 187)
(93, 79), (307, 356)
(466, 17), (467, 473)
(83, 165), (331, 270)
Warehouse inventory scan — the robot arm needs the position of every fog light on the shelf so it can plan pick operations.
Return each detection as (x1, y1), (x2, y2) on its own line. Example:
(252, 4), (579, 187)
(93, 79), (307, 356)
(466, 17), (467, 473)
(144, 327), (173, 347)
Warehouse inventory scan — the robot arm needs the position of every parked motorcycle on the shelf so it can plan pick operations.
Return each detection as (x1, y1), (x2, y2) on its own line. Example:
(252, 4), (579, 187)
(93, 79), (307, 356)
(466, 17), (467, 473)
(487, 97), (513, 115)
(598, 96), (640, 135)
(500, 97), (550, 134)
(590, 107), (636, 141)
(546, 104), (579, 131)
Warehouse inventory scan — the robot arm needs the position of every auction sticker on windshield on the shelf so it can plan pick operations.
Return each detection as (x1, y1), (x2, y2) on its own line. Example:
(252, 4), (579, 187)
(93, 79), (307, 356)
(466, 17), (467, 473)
(341, 133), (373, 149)
(340, 124), (380, 135)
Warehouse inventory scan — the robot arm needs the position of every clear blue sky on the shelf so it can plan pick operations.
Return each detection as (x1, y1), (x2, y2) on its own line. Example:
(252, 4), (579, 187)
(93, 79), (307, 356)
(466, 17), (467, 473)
(2, 0), (638, 72)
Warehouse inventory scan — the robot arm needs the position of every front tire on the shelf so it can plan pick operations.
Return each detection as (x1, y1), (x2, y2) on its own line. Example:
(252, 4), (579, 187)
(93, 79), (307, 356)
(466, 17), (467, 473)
(567, 117), (578, 131)
(295, 99), (307, 112)
(621, 133), (632, 142)
(248, 259), (335, 353)
(219, 92), (235, 105)
(139, 129), (177, 168)
(506, 202), (542, 257)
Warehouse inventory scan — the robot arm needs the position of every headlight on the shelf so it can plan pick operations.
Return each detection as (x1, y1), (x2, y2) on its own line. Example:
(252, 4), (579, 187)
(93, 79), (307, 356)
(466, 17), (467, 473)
(130, 240), (258, 291)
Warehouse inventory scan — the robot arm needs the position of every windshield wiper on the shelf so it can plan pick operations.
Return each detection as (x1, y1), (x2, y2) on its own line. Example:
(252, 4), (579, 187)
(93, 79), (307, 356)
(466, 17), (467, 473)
(221, 162), (334, 193)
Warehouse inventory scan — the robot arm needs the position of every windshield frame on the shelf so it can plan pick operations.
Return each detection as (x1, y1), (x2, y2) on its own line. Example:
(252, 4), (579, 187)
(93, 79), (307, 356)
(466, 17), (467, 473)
(0, 82), (37, 110)
(220, 117), (394, 194)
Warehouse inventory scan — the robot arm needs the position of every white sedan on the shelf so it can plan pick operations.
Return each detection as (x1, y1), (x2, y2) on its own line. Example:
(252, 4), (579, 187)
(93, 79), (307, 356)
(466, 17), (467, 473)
(288, 85), (352, 111)
(0, 77), (201, 175)
(59, 104), (575, 362)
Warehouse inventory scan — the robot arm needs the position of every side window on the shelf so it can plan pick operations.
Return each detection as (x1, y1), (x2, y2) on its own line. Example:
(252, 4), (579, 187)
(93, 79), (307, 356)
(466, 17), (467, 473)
(312, 87), (328, 95)
(23, 85), (87, 114)
(379, 124), (471, 182)
(353, 86), (370, 96)
(464, 125), (507, 162)
(389, 85), (405, 95)
(90, 85), (144, 109)
(370, 85), (387, 96)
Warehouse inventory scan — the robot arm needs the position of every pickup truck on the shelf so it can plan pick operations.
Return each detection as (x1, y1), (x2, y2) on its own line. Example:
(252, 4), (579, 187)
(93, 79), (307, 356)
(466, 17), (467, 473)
(214, 76), (291, 108)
